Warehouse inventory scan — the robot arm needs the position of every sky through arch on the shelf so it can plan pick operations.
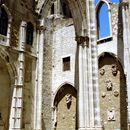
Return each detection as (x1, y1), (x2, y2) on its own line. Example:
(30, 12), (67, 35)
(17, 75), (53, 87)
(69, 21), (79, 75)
(95, 0), (120, 38)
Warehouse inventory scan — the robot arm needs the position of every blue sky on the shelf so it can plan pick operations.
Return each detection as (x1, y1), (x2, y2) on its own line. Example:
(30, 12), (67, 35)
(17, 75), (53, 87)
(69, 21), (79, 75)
(95, 0), (120, 38)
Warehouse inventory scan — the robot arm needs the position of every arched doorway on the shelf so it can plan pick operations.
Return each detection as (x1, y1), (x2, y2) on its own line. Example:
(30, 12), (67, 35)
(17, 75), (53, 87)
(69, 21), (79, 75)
(0, 57), (11, 130)
(98, 52), (127, 130)
(53, 83), (77, 130)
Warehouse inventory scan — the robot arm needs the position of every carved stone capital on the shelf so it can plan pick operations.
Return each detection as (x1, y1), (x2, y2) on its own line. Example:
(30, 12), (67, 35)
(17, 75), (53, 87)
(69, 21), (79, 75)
(37, 25), (46, 32)
(120, 1), (129, 8)
(75, 36), (89, 47)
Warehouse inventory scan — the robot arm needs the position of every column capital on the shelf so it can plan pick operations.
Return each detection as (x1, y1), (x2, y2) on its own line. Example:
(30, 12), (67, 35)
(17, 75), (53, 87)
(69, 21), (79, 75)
(21, 21), (27, 28)
(120, 1), (129, 7)
(75, 36), (89, 47)
(37, 25), (46, 32)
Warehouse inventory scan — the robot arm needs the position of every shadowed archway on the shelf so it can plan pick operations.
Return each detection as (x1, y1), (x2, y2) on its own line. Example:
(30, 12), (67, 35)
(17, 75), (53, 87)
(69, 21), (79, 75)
(98, 52), (127, 130)
(52, 83), (77, 130)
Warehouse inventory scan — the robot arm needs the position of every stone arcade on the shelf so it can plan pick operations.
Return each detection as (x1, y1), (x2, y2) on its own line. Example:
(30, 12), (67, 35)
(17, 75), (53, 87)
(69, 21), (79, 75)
(0, 0), (130, 130)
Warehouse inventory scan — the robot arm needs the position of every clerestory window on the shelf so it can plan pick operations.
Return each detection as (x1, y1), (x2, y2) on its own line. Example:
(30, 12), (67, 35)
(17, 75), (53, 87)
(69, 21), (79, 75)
(0, 7), (8, 36)
(26, 22), (34, 45)
(60, 0), (72, 18)
(96, 1), (111, 39)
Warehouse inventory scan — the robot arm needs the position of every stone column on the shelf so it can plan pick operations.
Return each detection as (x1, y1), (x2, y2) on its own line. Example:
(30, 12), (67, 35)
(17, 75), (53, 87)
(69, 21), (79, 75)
(76, 36), (89, 130)
(76, 0), (102, 129)
(121, 2), (130, 129)
(33, 19), (45, 130)
(9, 21), (27, 130)
(54, 0), (61, 16)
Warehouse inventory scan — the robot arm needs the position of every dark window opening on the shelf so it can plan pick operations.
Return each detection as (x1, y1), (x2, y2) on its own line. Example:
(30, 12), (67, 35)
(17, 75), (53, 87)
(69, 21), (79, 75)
(63, 57), (70, 71)
(60, 0), (72, 18)
(0, 7), (8, 36)
(51, 3), (54, 14)
(26, 22), (34, 45)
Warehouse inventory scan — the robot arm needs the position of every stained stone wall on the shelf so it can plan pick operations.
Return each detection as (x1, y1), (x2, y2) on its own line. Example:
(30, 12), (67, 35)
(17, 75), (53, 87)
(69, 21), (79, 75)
(0, 57), (11, 130)
(0, 1), (37, 129)
(54, 84), (77, 130)
(99, 53), (127, 130)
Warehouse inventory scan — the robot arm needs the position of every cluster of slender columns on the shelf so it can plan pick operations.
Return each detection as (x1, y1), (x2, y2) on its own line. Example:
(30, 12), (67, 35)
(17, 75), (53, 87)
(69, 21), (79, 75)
(76, 0), (102, 129)
(9, 21), (27, 130)
(33, 19), (45, 130)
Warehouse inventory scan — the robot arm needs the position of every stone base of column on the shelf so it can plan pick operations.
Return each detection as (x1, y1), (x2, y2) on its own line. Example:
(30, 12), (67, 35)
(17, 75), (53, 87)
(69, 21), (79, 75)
(78, 127), (103, 130)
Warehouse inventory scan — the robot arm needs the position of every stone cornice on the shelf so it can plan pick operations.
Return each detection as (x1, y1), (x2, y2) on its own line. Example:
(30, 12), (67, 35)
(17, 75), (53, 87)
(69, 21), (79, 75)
(75, 36), (89, 47)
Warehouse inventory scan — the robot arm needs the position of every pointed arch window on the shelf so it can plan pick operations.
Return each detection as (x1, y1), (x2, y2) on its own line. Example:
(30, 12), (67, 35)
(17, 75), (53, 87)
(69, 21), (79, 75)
(96, 1), (112, 39)
(0, 7), (8, 36)
(60, 0), (72, 18)
(26, 22), (34, 45)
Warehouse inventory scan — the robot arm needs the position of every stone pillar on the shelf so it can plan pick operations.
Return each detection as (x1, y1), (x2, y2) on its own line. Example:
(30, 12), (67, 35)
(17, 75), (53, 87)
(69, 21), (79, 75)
(54, 0), (61, 15)
(76, 0), (102, 129)
(33, 19), (45, 130)
(121, 2), (130, 129)
(76, 36), (88, 130)
(9, 21), (27, 130)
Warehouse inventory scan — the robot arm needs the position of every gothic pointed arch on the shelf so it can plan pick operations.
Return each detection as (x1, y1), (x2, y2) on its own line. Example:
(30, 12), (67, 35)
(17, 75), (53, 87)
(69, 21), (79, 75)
(98, 52), (127, 130)
(37, 0), (88, 36)
(0, 48), (17, 130)
(96, 0), (112, 40)
(52, 83), (77, 130)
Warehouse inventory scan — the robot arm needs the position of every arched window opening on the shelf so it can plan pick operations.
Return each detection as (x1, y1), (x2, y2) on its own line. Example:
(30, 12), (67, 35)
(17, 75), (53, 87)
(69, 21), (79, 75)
(26, 22), (34, 45)
(0, 7), (8, 36)
(51, 3), (54, 14)
(97, 2), (111, 39)
(60, 0), (72, 18)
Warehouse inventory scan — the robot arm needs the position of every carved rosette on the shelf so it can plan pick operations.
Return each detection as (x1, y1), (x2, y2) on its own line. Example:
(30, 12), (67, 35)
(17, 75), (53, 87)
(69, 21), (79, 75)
(75, 36), (89, 47)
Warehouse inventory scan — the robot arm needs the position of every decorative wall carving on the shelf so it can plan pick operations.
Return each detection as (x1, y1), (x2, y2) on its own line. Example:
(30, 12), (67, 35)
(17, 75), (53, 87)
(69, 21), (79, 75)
(100, 69), (105, 75)
(101, 92), (106, 98)
(106, 80), (113, 90)
(107, 109), (116, 121)
(65, 94), (72, 104)
(113, 90), (119, 97)
(65, 94), (72, 109)
(111, 64), (118, 76)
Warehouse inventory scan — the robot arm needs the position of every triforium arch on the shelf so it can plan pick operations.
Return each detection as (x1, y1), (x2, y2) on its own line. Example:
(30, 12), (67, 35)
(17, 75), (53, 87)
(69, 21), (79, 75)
(0, 48), (17, 130)
(52, 83), (77, 130)
(37, 0), (88, 37)
(98, 52), (127, 130)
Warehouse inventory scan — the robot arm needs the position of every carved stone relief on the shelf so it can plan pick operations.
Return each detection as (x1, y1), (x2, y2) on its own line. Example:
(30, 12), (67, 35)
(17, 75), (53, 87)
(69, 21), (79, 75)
(111, 64), (118, 76)
(106, 80), (113, 90)
(113, 90), (119, 97)
(100, 69), (105, 75)
(102, 92), (106, 98)
(107, 109), (116, 121)
(65, 94), (72, 109)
